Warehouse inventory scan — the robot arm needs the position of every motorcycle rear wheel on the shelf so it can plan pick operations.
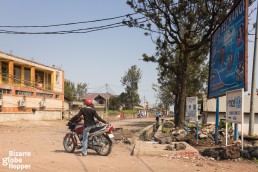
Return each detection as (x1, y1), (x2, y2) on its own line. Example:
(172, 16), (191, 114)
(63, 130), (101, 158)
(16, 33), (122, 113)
(94, 134), (112, 156)
(63, 135), (76, 153)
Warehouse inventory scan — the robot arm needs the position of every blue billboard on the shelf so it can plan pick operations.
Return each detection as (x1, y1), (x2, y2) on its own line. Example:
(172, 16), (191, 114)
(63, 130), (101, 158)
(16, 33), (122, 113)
(208, 0), (248, 99)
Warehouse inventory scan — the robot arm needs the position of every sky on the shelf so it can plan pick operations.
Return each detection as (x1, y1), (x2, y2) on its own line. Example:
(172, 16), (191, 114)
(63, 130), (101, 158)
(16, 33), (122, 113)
(0, 1), (257, 107)
(0, 0), (159, 106)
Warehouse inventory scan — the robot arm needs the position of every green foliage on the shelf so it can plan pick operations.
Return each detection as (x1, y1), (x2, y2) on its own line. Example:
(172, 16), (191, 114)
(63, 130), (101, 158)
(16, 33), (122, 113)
(107, 109), (138, 116)
(107, 110), (119, 115)
(162, 127), (170, 133)
(152, 83), (173, 112)
(120, 65), (142, 109)
(121, 109), (138, 114)
(219, 120), (232, 129)
(64, 80), (87, 100)
(126, 0), (239, 127)
(64, 80), (76, 100)
(75, 83), (87, 100)
(188, 123), (196, 128)
(108, 96), (121, 110)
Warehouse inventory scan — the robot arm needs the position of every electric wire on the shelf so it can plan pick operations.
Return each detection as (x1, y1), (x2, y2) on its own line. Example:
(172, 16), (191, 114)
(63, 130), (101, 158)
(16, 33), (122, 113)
(0, 12), (139, 28)
(0, 17), (148, 35)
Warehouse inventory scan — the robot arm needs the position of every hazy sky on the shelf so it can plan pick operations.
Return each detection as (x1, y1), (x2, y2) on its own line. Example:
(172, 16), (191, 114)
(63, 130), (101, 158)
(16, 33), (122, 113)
(0, 1), (257, 106)
(0, 0), (159, 106)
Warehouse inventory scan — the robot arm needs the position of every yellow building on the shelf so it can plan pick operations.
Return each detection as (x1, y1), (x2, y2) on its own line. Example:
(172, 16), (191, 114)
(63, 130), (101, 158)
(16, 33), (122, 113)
(0, 51), (64, 121)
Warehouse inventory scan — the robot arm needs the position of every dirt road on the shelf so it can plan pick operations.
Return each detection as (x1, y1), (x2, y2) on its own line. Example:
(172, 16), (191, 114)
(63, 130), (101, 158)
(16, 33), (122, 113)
(0, 119), (257, 172)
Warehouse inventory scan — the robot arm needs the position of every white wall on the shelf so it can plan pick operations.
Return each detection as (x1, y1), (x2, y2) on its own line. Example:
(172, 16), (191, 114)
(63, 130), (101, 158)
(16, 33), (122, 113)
(203, 94), (258, 113)
(205, 112), (258, 135)
(0, 111), (62, 122)
(203, 94), (258, 135)
(3, 96), (62, 109)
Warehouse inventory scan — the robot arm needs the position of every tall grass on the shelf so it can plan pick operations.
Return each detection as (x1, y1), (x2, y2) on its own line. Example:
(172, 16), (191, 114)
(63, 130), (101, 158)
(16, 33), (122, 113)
(107, 110), (138, 116)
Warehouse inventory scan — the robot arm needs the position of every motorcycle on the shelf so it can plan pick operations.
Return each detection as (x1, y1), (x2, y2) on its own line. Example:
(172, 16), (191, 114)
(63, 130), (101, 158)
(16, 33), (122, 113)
(63, 117), (115, 156)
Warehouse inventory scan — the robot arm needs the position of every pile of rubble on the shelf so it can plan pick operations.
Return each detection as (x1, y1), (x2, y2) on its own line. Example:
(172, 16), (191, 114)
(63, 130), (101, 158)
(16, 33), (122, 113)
(154, 121), (258, 160)
(112, 128), (134, 145)
(201, 143), (258, 160)
(165, 142), (186, 151)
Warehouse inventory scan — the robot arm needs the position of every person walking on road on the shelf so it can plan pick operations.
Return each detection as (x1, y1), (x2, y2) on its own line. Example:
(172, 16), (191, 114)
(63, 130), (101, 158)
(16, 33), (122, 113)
(161, 113), (165, 124)
(155, 111), (160, 129)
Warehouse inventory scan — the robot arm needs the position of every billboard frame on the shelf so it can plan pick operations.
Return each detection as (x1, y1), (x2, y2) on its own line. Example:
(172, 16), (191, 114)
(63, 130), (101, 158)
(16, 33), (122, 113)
(208, 0), (248, 99)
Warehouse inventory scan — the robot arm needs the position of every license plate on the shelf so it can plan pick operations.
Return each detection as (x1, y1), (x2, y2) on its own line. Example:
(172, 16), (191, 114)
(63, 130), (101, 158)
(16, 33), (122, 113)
(108, 134), (114, 138)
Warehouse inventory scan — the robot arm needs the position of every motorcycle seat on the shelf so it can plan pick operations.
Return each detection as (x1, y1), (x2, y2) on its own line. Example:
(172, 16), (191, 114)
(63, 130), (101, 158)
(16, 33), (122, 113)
(90, 125), (105, 133)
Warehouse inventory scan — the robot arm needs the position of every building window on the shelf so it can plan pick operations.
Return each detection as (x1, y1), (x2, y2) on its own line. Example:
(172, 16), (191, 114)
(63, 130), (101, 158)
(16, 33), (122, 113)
(56, 71), (60, 84)
(36, 92), (53, 98)
(24, 67), (31, 86)
(45, 73), (52, 90)
(1, 62), (9, 83)
(35, 70), (44, 87)
(55, 94), (60, 99)
(14, 65), (21, 84)
(15, 90), (33, 96)
(0, 88), (11, 94)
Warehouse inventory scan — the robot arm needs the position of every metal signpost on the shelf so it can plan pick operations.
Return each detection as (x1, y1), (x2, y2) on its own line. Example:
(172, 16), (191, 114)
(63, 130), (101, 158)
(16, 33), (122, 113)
(186, 97), (198, 140)
(208, 0), (248, 144)
(226, 89), (244, 151)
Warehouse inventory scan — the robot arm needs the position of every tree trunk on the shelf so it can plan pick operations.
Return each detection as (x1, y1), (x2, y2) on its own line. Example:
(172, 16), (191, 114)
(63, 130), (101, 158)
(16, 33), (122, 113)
(174, 52), (189, 128)
(177, 77), (187, 127)
(174, 93), (179, 125)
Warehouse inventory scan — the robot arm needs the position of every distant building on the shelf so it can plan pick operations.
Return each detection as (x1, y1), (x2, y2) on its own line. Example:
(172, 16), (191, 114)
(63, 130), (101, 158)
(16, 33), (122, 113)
(82, 93), (113, 109)
(63, 97), (83, 119)
(0, 51), (64, 121)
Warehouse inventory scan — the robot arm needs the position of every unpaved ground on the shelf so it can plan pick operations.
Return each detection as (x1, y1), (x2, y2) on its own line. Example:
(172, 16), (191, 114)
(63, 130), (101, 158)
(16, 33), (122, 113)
(0, 119), (257, 172)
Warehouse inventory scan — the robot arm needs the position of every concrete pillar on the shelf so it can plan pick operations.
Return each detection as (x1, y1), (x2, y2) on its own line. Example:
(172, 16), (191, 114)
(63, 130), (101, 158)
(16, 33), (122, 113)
(21, 66), (24, 86)
(8, 61), (13, 84)
(31, 67), (35, 87)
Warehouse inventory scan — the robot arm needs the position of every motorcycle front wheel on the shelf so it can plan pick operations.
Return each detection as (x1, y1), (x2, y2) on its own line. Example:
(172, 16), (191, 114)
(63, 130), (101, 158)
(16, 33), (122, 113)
(63, 134), (76, 153)
(94, 134), (112, 156)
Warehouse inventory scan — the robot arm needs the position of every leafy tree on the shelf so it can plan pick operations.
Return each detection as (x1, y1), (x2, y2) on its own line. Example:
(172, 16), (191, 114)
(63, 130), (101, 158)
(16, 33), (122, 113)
(109, 96), (121, 110)
(75, 83), (87, 100)
(64, 80), (87, 100)
(121, 65), (142, 109)
(64, 80), (76, 100)
(152, 83), (173, 114)
(155, 49), (209, 118)
(126, 0), (245, 127)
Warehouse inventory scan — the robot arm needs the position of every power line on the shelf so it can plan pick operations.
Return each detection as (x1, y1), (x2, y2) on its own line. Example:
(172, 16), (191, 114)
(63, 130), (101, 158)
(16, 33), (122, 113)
(106, 85), (117, 95)
(0, 2), (184, 35)
(90, 85), (107, 94)
(0, 17), (148, 35)
(0, 12), (139, 28)
(0, 24), (123, 34)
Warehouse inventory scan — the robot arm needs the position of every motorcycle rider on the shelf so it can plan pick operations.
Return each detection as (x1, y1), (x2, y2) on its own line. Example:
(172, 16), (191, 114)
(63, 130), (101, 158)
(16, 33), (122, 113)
(69, 99), (108, 156)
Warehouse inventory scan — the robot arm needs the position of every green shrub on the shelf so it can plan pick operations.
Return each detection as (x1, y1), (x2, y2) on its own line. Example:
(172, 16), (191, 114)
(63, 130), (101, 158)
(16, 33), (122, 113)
(107, 110), (138, 116)
(219, 120), (232, 129)
(121, 109), (138, 114)
(162, 127), (170, 133)
(188, 124), (195, 128)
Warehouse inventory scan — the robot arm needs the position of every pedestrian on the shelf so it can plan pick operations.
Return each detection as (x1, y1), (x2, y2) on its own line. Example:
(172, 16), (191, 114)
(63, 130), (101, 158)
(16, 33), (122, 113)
(161, 113), (165, 124)
(160, 110), (166, 124)
(141, 110), (144, 117)
(155, 111), (160, 128)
